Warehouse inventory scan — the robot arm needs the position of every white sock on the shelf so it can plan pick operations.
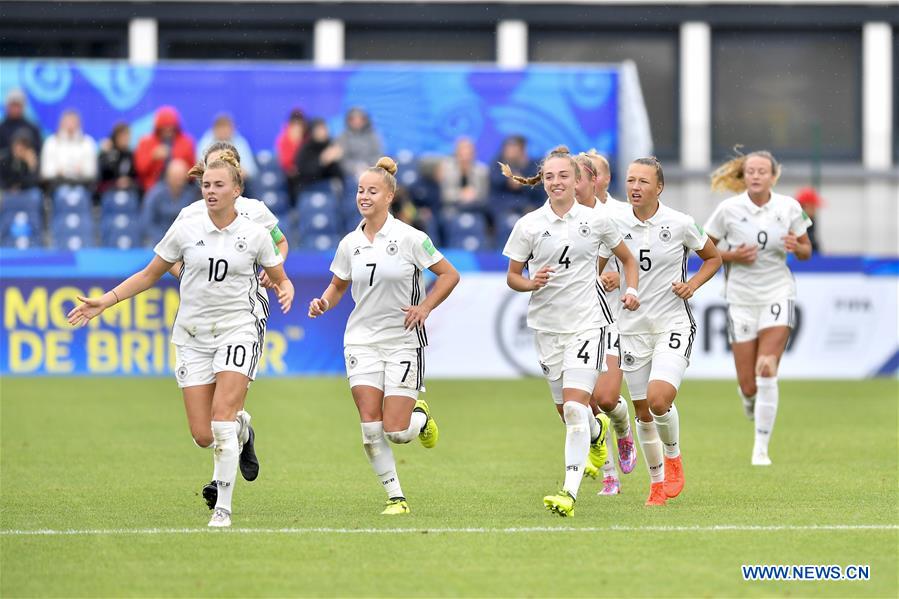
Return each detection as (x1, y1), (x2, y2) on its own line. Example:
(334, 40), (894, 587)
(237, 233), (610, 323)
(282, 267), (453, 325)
(384, 411), (427, 445)
(636, 419), (664, 483)
(562, 402), (591, 499)
(652, 404), (680, 459)
(587, 411), (601, 443)
(605, 396), (631, 438)
(601, 433), (617, 478)
(361, 422), (404, 499)
(211, 420), (239, 513)
(754, 377), (779, 454)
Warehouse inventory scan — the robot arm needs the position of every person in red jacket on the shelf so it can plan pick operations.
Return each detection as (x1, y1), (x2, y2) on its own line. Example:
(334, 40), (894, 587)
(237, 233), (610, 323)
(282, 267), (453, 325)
(134, 106), (196, 192)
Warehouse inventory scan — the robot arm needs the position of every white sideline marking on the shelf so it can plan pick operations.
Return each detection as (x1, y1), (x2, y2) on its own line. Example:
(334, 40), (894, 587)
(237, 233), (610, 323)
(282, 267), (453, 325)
(1, 524), (896, 537)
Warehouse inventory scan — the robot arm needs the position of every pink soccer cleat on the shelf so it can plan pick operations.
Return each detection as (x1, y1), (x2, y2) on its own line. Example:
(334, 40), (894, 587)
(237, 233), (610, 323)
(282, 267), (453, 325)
(598, 476), (620, 496)
(617, 430), (637, 474)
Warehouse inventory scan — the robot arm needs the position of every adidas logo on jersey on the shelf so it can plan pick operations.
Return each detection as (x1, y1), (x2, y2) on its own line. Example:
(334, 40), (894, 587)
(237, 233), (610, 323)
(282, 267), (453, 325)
(542, 231), (551, 237)
(353, 248), (361, 256)
(624, 233), (633, 239)
(195, 240), (205, 246)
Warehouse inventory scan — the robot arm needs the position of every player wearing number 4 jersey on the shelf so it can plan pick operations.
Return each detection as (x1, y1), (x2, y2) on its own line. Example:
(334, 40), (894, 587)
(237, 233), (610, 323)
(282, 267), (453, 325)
(706, 150), (812, 466)
(502, 145), (639, 517)
(599, 157), (721, 506)
(68, 152), (295, 528)
(309, 157), (459, 515)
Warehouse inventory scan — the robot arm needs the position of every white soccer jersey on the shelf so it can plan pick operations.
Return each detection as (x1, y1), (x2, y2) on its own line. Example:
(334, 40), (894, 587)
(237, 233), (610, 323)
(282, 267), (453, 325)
(155, 211), (282, 347)
(176, 196), (279, 232)
(503, 200), (623, 333)
(330, 214), (444, 348)
(601, 202), (708, 335)
(593, 194), (631, 319)
(704, 192), (811, 305)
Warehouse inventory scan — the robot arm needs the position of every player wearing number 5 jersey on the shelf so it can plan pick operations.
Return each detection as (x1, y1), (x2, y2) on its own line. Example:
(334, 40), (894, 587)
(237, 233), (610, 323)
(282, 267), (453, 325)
(502, 145), (640, 517)
(309, 157), (460, 515)
(706, 150), (812, 466)
(68, 152), (294, 528)
(599, 157), (721, 506)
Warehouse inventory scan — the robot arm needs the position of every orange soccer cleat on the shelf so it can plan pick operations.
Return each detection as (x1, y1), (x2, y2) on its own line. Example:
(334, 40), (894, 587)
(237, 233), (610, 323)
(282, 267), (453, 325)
(645, 482), (667, 506)
(664, 455), (684, 498)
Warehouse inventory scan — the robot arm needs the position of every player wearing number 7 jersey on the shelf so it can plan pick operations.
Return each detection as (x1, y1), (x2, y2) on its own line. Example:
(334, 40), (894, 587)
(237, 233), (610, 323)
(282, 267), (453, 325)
(68, 152), (295, 528)
(599, 157), (721, 506)
(706, 150), (812, 466)
(502, 145), (640, 517)
(308, 157), (460, 515)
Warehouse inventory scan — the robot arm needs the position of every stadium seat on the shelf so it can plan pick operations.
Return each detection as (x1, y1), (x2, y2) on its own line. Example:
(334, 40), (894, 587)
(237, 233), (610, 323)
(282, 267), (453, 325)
(493, 210), (522, 250)
(100, 189), (139, 215)
(51, 212), (95, 249)
(102, 230), (142, 249)
(1, 187), (43, 220)
(298, 233), (340, 251)
(0, 210), (43, 248)
(259, 189), (290, 216)
(52, 184), (92, 215)
(246, 169), (287, 198)
(444, 211), (487, 251)
(255, 150), (275, 169)
(298, 189), (339, 215)
(100, 213), (144, 247)
(297, 210), (340, 237)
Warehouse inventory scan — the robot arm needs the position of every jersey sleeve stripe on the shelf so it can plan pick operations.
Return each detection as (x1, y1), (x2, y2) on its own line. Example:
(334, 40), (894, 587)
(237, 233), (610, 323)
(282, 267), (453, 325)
(410, 266), (425, 347)
(594, 281), (614, 324)
(681, 247), (696, 327)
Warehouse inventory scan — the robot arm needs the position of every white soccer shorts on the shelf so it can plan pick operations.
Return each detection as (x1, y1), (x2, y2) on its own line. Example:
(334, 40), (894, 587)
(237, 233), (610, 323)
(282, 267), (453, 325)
(534, 327), (606, 384)
(174, 340), (262, 388)
(727, 299), (797, 344)
(345, 344), (424, 399)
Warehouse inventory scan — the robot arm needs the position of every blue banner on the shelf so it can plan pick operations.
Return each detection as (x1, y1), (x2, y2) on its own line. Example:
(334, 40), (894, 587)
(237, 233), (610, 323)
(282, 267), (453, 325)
(0, 60), (620, 160)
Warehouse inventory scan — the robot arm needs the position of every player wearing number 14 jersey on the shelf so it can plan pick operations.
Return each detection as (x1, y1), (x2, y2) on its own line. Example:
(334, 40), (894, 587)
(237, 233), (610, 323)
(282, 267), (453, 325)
(706, 150), (812, 466)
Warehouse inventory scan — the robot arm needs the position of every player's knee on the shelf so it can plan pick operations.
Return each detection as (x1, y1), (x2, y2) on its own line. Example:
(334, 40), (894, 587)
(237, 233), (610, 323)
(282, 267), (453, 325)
(192, 431), (213, 448)
(632, 399), (651, 422)
(756, 355), (778, 377)
(384, 429), (414, 444)
(594, 390), (618, 413)
(739, 380), (757, 398)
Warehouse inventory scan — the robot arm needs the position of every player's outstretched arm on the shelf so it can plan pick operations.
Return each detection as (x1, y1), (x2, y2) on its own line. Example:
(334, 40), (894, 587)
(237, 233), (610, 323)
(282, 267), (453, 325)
(402, 258), (461, 330)
(308, 275), (350, 318)
(262, 263), (295, 313)
(507, 259), (550, 292)
(672, 238), (722, 300)
(610, 241), (640, 310)
(67, 255), (175, 326)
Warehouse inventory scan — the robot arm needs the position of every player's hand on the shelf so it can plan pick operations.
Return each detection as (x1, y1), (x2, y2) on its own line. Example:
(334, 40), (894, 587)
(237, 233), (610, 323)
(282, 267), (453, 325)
(731, 244), (757, 264)
(671, 281), (696, 299)
(621, 293), (640, 311)
(258, 270), (277, 289)
(274, 282), (294, 313)
(782, 233), (799, 253)
(401, 304), (431, 330)
(308, 297), (329, 318)
(600, 271), (619, 292)
(531, 266), (554, 290)
(67, 295), (111, 327)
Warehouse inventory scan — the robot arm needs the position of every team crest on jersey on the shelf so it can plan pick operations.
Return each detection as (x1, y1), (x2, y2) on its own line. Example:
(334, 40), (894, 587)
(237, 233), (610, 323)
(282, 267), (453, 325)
(578, 223), (591, 237)
(176, 365), (188, 380)
(235, 237), (247, 252)
(348, 355), (358, 369)
(622, 352), (636, 366)
(386, 241), (399, 256)
(659, 226), (672, 242)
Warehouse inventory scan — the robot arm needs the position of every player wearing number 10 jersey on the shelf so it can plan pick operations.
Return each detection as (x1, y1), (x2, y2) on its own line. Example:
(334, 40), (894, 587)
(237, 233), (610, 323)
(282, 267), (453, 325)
(599, 157), (721, 506)
(706, 150), (812, 466)
(309, 157), (460, 515)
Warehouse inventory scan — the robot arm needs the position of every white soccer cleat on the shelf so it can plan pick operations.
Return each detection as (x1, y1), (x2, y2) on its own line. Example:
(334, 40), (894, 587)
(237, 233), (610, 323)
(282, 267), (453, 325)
(751, 451), (772, 466)
(208, 507), (232, 528)
(236, 410), (251, 446)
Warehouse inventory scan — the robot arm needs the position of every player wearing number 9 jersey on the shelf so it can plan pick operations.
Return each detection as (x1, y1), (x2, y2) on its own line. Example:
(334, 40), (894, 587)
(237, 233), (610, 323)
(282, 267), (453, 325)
(502, 145), (640, 517)
(308, 157), (460, 516)
(68, 152), (295, 528)
(599, 157), (721, 506)
(706, 150), (812, 466)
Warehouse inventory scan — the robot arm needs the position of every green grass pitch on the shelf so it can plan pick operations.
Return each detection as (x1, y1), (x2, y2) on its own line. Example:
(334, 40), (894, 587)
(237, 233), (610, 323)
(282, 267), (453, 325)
(1, 377), (897, 597)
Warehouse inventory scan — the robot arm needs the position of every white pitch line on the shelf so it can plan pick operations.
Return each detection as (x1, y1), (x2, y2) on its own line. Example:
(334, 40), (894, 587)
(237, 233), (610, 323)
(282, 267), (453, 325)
(1, 524), (897, 537)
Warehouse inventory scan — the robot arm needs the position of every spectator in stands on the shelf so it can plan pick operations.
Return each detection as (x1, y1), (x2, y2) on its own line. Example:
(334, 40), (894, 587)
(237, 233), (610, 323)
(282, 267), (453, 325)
(295, 118), (343, 193)
(40, 109), (97, 187)
(489, 134), (538, 209)
(0, 89), (42, 157)
(795, 187), (823, 254)
(134, 105), (195, 192)
(336, 107), (383, 179)
(0, 130), (39, 191)
(438, 137), (488, 208)
(198, 112), (258, 180)
(141, 159), (197, 241)
(97, 122), (137, 194)
(276, 109), (307, 197)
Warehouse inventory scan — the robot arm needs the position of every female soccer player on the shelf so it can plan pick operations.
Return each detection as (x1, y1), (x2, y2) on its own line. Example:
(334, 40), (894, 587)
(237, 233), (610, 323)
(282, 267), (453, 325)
(599, 157), (721, 506)
(308, 157), (460, 515)
(572, 152), (638, 496)
(68, 153), (294, 527)
(706, 150), (812, 466)
(502, 146), (639, 517)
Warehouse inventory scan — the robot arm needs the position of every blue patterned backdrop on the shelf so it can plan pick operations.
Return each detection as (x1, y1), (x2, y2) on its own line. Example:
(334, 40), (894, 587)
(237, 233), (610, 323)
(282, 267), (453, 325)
(0, 60), (619, 160)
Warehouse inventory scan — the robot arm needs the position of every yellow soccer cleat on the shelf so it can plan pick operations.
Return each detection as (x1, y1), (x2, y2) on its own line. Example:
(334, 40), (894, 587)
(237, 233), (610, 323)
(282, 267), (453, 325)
(414, 399), (439, 449)
(381, 497), (410, 515)
(588, 413), (610, 470)
(583, 461), (600, 479)
(543, 490), (576, 517)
